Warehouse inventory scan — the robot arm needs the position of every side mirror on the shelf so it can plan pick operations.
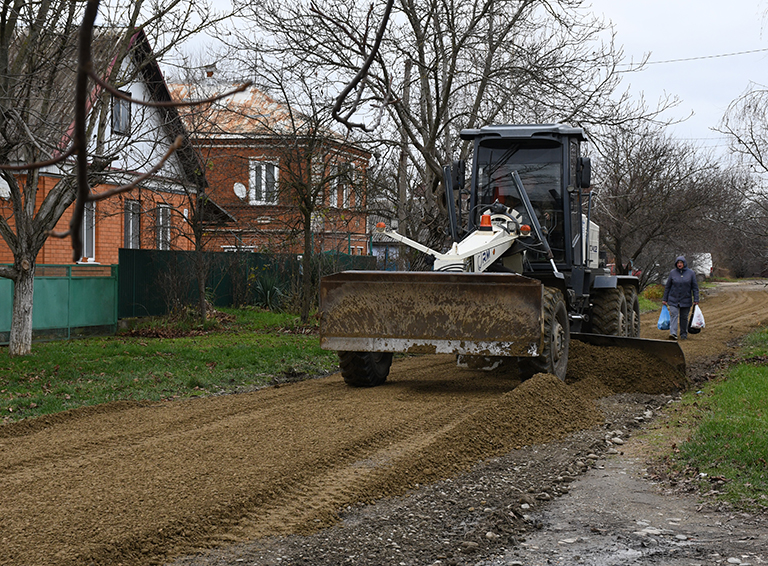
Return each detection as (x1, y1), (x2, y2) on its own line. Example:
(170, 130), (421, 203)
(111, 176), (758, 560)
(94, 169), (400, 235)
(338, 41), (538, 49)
(577, 157), (591, 188)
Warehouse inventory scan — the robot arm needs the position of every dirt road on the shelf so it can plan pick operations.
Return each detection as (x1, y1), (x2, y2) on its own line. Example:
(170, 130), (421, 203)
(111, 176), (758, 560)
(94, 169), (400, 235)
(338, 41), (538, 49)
(1, 282), (767, 566)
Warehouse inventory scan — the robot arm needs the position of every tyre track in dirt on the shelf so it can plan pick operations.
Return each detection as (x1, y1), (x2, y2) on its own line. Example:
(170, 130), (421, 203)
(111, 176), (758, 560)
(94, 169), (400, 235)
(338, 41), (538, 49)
(2, 354), (587, 565)
(1, 282), (767, 566)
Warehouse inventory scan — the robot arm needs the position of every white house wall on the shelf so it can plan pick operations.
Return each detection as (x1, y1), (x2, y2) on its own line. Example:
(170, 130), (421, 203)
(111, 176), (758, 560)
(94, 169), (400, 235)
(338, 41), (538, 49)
(101, 60), (186, 185)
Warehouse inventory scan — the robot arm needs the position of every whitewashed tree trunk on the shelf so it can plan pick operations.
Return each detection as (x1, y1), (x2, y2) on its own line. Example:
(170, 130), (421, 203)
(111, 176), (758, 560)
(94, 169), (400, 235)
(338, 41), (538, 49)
(8, 260), (35, 356)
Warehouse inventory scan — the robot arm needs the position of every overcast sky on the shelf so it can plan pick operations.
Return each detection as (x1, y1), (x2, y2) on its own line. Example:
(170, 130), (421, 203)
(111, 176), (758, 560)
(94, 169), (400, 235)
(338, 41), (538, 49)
(588, 0), (767, 155)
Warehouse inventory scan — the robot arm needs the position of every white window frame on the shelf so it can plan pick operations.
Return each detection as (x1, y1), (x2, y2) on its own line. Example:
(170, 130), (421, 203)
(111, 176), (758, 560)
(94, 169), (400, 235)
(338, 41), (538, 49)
(344, 163), (353, 208)
(329, 163), (352, 209)
(82, 201), (96, 261)
(124, 200), (140, 249)
(157, 204), (171, 250)
(249, 160), (278, 205)
(112, 92), (131, 136)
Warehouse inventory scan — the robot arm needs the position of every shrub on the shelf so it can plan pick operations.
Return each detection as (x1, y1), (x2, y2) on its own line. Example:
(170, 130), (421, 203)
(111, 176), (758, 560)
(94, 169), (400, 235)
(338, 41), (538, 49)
(254, 273), (285, 311)
(642, 284), (665, 301)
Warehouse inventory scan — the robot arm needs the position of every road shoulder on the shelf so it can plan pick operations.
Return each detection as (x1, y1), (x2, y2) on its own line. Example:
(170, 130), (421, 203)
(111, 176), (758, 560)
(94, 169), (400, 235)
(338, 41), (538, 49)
(506, 434), (767, 566)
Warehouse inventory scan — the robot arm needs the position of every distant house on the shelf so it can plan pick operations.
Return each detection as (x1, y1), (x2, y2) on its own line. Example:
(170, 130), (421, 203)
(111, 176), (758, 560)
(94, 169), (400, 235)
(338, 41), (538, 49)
(169, 82), (372, 256)
(368, 213), (402, 270)
(0, 30), (204, 266)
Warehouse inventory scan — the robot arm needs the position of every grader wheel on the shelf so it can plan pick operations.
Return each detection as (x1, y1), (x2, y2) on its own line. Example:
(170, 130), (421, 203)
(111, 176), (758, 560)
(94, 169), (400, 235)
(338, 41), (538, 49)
(623, 285), (641, 337)
(519, 287), (569, 381)
(591, 288), (628, 336)
(338, 351), (393, 387)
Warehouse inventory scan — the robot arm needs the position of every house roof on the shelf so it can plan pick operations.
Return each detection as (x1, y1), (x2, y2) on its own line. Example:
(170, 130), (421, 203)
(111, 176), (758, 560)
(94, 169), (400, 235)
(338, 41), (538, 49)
(169, 82), (371, 151)
(200, 197), (237, 225)
(129, 31), (207, 189)
(168, 82), (301, 139)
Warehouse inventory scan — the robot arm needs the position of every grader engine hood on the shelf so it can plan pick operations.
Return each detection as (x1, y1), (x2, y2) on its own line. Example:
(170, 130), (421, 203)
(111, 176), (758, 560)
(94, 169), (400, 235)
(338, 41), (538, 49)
(319, 271), (544, 357)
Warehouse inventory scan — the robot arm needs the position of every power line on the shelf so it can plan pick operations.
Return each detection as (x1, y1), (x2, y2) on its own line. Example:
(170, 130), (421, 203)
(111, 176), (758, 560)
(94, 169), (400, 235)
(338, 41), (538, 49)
(620, 47), (768, 66)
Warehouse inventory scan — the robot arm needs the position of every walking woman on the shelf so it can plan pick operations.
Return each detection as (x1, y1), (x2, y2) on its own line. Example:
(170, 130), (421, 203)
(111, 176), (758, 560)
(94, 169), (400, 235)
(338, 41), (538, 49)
(662, 255), (699, 340)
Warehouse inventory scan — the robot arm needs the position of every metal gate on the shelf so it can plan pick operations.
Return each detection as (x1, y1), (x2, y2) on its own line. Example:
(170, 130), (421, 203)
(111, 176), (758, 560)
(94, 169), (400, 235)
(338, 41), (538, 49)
(0, 264), (118, 345)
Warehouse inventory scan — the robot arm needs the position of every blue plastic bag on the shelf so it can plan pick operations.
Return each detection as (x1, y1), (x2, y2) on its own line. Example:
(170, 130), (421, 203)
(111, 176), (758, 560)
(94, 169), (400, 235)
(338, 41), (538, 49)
(657, 304), (670, 330)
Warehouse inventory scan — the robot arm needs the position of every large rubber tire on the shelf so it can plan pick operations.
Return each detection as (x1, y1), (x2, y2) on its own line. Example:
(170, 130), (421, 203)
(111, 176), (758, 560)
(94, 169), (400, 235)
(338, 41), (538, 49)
(591, 288), (628, 336)
(519, 287), (569, 381)
(623, 285), (641, 337)
(338, 351), (393, 387)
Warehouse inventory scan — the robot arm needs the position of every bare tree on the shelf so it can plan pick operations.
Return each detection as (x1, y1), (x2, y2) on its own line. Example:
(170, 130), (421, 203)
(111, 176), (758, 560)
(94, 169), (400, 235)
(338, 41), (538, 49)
(591, 121), (746, 282)
(256, 73), (372, 322)
(225, 0), (674, 258)
(171, 64), (372, 322)
(0, 0), (218, 355)
(698, 88), (768, 276)
(719, 85), (768, 174)
(717, 85), (768, 226)
(158, 64), (239, 324)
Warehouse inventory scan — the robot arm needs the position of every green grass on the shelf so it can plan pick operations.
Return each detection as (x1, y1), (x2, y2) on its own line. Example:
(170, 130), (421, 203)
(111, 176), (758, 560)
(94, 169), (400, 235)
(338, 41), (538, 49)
(669, 328), (768, 510)
(638, 295), (657, 313)
(0, 308), (338, 423)
(741, 326), (768, 356)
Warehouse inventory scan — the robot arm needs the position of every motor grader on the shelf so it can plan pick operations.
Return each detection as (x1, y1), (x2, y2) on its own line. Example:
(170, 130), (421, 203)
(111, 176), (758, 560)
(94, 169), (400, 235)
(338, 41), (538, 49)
(319, 124), (684, 386)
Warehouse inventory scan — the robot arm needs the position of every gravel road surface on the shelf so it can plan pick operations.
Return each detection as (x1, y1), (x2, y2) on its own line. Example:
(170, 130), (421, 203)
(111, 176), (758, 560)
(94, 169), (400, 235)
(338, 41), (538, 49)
(1, 281), (767, 566)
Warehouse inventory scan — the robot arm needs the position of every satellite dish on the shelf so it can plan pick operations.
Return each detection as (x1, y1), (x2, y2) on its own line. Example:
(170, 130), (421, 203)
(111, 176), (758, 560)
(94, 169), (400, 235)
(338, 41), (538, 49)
(0, 176), (9, 199)
(233, 182), (247, 199)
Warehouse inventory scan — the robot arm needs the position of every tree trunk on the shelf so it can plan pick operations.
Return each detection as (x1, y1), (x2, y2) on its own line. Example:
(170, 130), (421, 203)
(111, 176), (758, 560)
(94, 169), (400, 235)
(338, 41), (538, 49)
(195, 243), (208, 323)
(300, 220), (313, 323)
(194, 198), (208, 323)
(9, 260), (35, 356)
(397, 60), (412, 237)
(197, 266), (207, 323)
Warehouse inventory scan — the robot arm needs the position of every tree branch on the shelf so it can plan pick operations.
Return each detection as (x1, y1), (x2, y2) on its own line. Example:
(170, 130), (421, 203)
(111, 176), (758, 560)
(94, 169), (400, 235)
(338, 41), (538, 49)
(318, 0), (395, 131)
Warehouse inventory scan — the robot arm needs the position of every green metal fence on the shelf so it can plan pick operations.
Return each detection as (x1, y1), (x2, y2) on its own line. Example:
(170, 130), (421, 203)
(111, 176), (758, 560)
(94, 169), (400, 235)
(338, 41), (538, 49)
(118, 249), (376, 319)
(0, 264), (118, 345)
(1, 250), (376, 344)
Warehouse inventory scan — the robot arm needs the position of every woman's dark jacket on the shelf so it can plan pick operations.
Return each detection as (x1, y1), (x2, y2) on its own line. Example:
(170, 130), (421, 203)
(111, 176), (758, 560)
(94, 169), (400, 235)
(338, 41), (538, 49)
(662, 255), (700, 308)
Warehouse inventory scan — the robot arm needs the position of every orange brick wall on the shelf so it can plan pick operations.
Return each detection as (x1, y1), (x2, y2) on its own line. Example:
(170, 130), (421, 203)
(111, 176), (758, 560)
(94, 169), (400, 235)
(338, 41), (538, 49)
(2, 136), (373, 266)
(197, 142), (371, 254)
(0, 175), (193, 266)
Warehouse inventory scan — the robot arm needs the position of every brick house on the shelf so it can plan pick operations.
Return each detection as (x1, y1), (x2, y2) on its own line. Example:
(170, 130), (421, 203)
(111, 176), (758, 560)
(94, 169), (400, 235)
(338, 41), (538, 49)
(169, 82), (372, 256)
(0, 30), (204, 266)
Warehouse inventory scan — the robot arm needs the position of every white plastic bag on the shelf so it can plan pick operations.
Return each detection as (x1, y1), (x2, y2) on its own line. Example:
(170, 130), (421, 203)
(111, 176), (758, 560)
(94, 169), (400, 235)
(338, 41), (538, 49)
(690, 304), (705, 329)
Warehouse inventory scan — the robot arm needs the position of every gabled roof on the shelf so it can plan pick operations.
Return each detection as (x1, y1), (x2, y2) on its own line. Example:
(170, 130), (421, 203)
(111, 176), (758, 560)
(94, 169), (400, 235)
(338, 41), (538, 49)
(169, 83), (373, 166)
(54, 29), (206, 189)
(129, 31), (206, 188)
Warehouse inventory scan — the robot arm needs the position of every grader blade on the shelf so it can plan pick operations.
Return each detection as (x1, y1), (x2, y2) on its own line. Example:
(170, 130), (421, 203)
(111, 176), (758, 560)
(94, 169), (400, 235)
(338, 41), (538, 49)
(571, 333), (686, 374)
(320, 271), (543, 357)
